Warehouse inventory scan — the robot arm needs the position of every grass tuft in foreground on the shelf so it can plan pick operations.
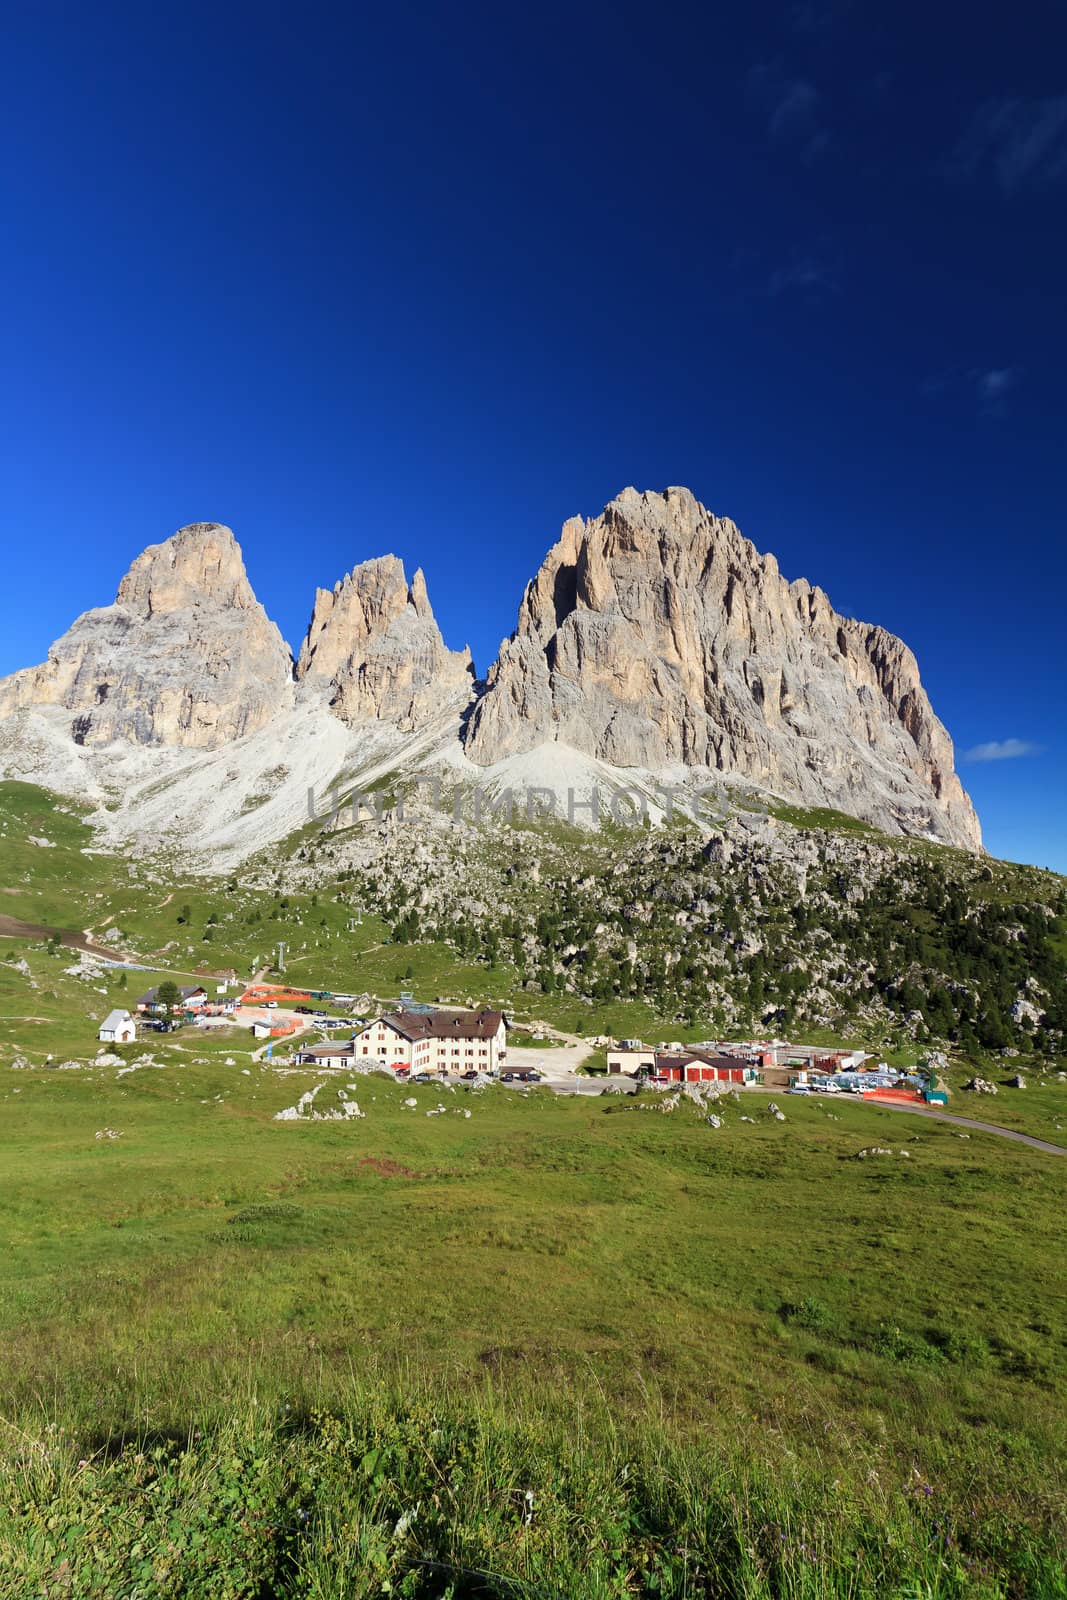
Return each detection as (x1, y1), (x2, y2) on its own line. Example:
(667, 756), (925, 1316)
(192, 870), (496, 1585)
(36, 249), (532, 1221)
(2, 1375), (1063, 1599)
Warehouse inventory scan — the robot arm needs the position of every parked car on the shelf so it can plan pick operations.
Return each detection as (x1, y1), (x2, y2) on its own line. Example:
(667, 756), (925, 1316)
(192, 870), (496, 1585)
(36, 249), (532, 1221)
(411, 1072), (433, 1083)
(788, 1085), (810, 1094)
(519, 1070), (542, 1083)
(265, 1000), (278, 1009)
(460, 1070), (480, 1080)
(501, 1071), (515, 1082)
(294, 1004), (313, 1014)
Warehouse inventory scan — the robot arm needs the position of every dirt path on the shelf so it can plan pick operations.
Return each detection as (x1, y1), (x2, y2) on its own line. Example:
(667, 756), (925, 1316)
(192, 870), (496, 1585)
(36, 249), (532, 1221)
(520, 1018), (592, 1049)
(0, 914), (242, 984)
(0, 914), (132, 963)
(505, 1042), (595, 1077)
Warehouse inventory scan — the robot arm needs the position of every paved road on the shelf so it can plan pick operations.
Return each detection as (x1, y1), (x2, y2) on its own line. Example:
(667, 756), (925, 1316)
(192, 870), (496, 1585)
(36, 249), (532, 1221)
(528, 1072), (1065, 1149)
(849, 1098), (1066, 1155)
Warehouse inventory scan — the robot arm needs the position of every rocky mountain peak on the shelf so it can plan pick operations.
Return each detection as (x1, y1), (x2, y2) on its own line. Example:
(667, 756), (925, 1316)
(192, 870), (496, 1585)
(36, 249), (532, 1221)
(463, 487), (981, 850)
(295, 555), (474, 731)
(115, 522), (260, 617)
(0, 492), (983, 852)
(0, 522), (293, 749)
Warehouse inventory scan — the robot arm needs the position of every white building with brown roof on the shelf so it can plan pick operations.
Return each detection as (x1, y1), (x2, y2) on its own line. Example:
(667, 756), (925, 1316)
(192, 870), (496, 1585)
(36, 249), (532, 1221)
(302, 1009), (509, 1074)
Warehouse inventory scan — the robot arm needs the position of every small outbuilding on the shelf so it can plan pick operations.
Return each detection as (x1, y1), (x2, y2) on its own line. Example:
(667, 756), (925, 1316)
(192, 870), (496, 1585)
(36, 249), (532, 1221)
(98, 1009), (137, 1043)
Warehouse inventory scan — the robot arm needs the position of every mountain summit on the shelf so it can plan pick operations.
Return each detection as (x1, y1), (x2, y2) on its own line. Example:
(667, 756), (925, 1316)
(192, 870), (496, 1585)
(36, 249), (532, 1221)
(0, 491), (981, 854)
(0, 522), (293, 748)
(463, 488), (980, 849)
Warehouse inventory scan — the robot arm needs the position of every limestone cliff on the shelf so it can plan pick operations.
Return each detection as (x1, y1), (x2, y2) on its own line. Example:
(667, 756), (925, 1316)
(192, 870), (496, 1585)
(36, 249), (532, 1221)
(295, 555), (474, 730)
(463, 487), (981, 849)
(0, 494), (982, 851)
(0, 523), (293, 748)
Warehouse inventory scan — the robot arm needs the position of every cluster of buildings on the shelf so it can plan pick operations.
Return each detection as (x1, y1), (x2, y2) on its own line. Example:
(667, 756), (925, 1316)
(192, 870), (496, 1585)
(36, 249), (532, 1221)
(606, 1037), (870, 1084)
(134, 983), (239, 1018)
(98, 982), (949, 1110)
(296, 1008), (509, 1075)
(607, 1041), (763, 1085)
(102, 979), (511, 1078)
(606, 1036), (946, 1103)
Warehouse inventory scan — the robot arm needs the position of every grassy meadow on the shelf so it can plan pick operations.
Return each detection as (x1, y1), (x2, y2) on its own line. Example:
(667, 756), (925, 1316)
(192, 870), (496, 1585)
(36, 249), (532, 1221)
(0, 779), (1065, 1595)
(0, 1056), (1064, 1595)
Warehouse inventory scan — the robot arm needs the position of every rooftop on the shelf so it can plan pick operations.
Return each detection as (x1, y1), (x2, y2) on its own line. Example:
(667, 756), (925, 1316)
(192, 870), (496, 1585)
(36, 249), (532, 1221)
(380, 1008), (507, 1042)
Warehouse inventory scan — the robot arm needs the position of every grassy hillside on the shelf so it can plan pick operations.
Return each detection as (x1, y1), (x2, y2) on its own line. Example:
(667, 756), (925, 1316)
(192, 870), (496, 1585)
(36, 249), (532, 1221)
(279, 783), (1067, 1066)
(4, 777), (1065, 1069)
(1, 779), (1065, 1595)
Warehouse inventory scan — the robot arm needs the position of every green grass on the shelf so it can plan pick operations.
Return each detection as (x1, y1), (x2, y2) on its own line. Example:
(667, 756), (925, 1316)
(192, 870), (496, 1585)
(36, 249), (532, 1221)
(946, 1078), (1067, 1143)
(1, 778), (1065, 1594)
(763, 800), (882, 836)
(0, 1057), (1063, 1593)
(3, 1378), (1062, 1599)
(0, 782), (739, 1047)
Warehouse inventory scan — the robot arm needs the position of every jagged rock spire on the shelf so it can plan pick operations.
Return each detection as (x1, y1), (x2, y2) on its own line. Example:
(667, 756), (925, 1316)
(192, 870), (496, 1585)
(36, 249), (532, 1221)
(295, 554), (474, 731)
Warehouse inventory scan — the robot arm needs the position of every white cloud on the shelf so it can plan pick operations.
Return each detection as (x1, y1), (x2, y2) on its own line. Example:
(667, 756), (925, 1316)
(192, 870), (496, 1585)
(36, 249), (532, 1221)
(919, 365), (1022, 412)
(963, 738), (1044, 763)
(769, 80), (819, 140)
(768, 253), (839, 296)
(945, 95), (1067, 192)
(748, 62), (829, 160)
(977, 367), (1018, 400)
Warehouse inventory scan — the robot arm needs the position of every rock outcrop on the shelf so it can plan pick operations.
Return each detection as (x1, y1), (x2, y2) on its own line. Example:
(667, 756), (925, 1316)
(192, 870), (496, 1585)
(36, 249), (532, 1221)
(0, 492), (983, 850)
(295, 556), (474, 730)
(0, 523), (293, 748)
(463, 487), (980, 849)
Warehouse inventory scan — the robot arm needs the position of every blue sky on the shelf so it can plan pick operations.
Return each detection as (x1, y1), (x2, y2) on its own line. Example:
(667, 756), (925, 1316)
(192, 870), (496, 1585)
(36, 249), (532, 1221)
(2, 0), (1064, 870)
